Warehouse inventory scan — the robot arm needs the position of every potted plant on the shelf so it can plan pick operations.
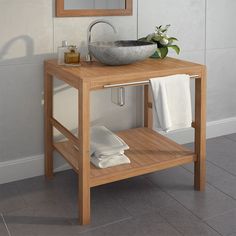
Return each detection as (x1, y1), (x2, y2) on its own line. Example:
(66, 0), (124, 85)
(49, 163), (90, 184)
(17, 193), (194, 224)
(139, 24), (180, 59)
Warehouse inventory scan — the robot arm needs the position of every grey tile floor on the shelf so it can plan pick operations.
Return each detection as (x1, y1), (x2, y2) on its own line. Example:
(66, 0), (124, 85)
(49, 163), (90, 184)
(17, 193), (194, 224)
(1, 133), (236, 236)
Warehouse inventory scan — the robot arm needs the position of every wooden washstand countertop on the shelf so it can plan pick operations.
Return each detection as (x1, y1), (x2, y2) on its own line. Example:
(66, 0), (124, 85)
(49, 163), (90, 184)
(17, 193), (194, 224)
(45, 57), (205, 90)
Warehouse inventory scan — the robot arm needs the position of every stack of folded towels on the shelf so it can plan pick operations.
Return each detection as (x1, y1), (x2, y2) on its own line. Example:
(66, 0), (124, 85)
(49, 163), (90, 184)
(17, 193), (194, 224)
(90, 126), (130, 169)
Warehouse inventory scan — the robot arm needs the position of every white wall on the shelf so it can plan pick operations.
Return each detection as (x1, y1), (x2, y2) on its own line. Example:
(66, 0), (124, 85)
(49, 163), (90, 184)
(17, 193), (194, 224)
(0, 0), (138, 164)
(0, 0), (236, 183)
(138, 0), (236, 123)
(206, 0), (236, 121)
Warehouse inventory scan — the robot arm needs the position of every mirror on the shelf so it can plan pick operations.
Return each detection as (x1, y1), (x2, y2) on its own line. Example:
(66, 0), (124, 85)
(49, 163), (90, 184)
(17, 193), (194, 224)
(56, 0), (132, 17)
(64, 0), (126, 10)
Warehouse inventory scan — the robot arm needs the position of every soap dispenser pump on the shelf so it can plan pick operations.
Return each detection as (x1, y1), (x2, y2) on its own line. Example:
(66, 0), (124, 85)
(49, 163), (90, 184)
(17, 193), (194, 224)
(57, 40), (68, 65)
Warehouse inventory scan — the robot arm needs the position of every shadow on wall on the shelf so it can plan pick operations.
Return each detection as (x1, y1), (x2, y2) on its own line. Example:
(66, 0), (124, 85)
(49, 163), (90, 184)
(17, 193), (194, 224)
(0, 35), (70, 99)
(0, 35), (56, 66)
(0, 35), (34, 61)
(0, 35), (135, 144)
(0, 35), (88, 67)
(0, 35), (73, 147)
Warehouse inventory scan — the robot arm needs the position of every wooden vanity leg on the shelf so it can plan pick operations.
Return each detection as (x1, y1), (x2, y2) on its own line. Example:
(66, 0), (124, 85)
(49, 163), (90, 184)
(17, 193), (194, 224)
(78, 81), (91, 225)
(144, 85), (149, 128)
(44, 70), (54, 179)
(194, 68), (207, 191)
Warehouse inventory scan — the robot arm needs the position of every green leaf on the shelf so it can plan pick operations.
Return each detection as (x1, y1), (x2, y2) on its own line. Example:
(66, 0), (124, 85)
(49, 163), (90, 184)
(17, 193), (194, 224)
(168, 45), (180, 54)
(167, 37), (178, 46)
(159, 47), (168, 59)
(168, 37), (178, 41)
(156, 48), (162, 58)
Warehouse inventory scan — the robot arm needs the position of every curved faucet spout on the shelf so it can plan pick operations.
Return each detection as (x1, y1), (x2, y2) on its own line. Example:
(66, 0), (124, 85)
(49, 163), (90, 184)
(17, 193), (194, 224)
(87, 19), (117, 62)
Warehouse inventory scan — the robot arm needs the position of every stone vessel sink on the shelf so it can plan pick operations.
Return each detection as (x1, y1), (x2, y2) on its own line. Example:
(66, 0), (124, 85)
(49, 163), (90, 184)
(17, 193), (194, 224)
(88, 40), (157, 66)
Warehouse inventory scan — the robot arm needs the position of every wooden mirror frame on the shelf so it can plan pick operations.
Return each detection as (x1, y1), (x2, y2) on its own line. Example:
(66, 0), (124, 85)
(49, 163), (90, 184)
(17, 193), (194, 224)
(56, 0), (132, 17)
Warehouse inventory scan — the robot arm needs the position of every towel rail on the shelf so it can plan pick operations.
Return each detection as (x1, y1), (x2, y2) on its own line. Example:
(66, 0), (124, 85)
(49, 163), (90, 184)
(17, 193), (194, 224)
(103, 74), (200, 88)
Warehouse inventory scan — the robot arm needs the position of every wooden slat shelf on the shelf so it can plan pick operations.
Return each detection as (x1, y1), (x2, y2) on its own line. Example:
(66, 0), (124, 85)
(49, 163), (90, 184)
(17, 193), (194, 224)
(54, 128), (196, 187)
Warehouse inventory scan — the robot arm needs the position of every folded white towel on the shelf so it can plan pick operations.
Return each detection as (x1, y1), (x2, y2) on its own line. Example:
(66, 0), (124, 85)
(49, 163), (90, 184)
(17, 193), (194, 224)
(98, 150), (125, 159)
(90, 126), (130, 168)
(91, 153), (130, 169)
(90, 126), (129, 158)
(150, 74), (192, 132)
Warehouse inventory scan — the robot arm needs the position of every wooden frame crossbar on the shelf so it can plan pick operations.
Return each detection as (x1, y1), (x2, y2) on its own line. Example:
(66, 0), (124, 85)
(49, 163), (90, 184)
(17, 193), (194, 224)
(51, 118), (79, 147)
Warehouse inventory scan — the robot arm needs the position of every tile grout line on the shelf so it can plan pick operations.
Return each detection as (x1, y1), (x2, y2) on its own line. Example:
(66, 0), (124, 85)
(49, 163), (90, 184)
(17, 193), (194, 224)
(204, 0), (207, 64)
(151, 213), (185, 236)
(205, 46), (236, 52)
(182, 164), (236, 202)
(79, 217), (133, 235)
(203, 207), (236, 222)
(1, 213), (11, 236)
(160, 221), (184, 236)
(206, 159), (236, 178)
(186, 134), (236, 179)
(136, 0), (139, 40)
(181, 166), (236, 224)
(180, 164), (236, 223)
(52, 0), (55, 53)
(135, 0), (140, 128)
(160, 212), (221, 236)
(183, 155), (236, 181)
(223, 135), (236, 143)
(145, 176), (204, 222)
(144, 176), (223, 236)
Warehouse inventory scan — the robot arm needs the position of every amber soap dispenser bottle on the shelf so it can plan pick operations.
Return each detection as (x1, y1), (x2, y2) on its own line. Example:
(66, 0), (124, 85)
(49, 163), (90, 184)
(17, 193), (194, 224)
(64, 45), (80, 65)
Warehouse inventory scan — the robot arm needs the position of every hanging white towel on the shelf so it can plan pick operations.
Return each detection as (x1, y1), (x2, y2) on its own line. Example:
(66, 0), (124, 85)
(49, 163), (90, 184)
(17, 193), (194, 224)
(150, 74), (192, 132)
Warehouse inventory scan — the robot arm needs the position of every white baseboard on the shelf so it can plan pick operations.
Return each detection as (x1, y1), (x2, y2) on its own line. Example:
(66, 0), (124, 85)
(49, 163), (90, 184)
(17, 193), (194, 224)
(1, 116), (236, 185)
(0, 155), (71, 185)
(163, 116), (236, 144)
(0, 155), (44, 185)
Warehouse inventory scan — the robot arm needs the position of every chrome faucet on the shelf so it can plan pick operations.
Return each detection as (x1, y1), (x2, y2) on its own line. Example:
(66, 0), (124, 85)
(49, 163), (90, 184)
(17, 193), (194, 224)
(87, 19), (117, 62)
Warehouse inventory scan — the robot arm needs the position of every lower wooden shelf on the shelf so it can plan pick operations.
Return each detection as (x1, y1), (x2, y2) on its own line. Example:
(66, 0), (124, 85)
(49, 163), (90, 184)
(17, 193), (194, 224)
(54, 127), (196, 187)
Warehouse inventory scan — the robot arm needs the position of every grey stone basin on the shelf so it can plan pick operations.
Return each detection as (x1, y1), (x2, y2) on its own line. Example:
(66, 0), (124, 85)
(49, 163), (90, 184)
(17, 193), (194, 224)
(88, 40), (157, 66)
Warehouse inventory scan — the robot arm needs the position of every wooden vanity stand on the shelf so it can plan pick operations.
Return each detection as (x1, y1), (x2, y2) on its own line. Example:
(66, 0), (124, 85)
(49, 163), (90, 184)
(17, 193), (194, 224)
(44, 57), (206, 225)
